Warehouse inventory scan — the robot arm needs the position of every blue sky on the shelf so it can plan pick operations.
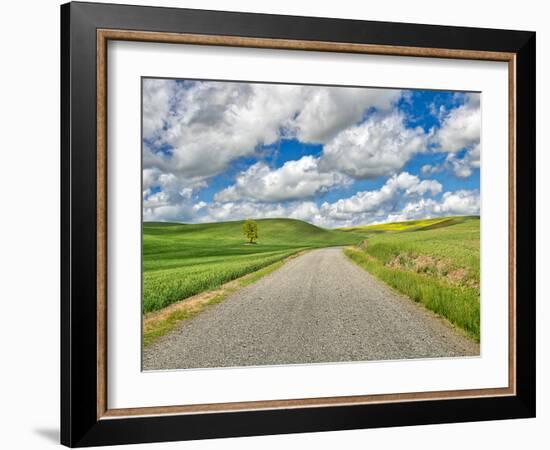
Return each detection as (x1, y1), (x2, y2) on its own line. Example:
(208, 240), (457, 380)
(142, 79), (480, 228)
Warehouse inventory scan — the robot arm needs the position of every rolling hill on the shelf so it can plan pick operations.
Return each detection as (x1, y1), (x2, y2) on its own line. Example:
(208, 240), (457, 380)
(338, 215), (478, 233)
(143, 218), (364, 313)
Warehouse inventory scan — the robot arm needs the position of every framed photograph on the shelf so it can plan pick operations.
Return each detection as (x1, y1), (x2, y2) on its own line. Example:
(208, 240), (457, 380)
(61, 1), (536, 447)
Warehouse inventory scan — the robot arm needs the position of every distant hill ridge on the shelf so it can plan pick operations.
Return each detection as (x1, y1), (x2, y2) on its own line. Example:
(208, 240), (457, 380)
(337, 215), (479, 233)
(144, 215), (479, 234)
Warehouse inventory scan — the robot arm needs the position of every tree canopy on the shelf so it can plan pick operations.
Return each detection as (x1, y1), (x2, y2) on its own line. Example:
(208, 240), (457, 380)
(242, 219), (259, 244)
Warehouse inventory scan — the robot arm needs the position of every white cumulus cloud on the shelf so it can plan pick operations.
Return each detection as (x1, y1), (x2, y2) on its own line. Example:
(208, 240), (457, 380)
(292, 88), (401, 143)
(142, 81), (481, 226)
(214, 156), (350, 202)
(431, 93), (481, 178)
(143, 79), (402, 181)
(445, 142), (481, 178)
(166, 175), (475, 229)
(142, 165), (206, 222)
(319, 112), (431, 179)
(386, 189), (480, 222)
(194, 174), (475, 229)
(435, 93), (480, 153)
(318, 172), (442, 225)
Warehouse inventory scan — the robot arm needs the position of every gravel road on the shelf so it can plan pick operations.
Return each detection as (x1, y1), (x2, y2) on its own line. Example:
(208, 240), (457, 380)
(143, 248), (479, 370)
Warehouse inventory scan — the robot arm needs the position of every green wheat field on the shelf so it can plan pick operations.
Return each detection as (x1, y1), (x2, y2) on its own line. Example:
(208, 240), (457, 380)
(143, 219), (363, 313)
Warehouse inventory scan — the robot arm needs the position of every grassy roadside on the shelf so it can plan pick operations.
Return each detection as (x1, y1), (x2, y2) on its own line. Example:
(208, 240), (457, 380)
(343, 216), (480, 341)
(143, 254), (296, 347)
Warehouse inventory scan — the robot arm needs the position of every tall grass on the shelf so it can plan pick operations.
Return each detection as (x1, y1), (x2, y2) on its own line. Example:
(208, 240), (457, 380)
(144, 250), (295, 312)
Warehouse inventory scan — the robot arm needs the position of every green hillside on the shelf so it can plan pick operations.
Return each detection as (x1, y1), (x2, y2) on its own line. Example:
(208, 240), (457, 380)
(143, 218), (364, 313)
(338, 215), (477, 233)
(344, 215), (480, 340)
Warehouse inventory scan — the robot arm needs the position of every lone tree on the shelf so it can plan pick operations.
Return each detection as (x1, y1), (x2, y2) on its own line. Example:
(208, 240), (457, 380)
(242, 219), (259, 244)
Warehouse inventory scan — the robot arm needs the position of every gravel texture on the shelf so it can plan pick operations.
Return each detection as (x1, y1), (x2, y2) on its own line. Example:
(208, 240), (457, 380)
(143, 247), (479, 370)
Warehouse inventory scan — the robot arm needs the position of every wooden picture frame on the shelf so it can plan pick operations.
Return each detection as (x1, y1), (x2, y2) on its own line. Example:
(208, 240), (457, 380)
(61, 1), (535, 447)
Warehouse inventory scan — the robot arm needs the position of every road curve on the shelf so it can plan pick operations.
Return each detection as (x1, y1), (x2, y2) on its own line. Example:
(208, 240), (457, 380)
(143, 247), (479, 370)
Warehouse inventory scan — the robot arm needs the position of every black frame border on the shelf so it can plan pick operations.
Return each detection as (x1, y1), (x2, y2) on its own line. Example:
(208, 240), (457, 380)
(61, 2), (535, 447)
